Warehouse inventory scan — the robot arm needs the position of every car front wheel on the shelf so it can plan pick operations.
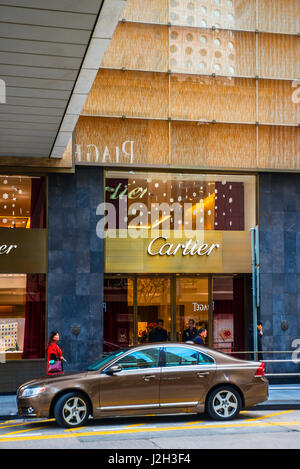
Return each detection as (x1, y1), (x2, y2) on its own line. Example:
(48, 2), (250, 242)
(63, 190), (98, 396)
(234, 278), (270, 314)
(54, 392), (90, 428)
(206, 386), (242, 421)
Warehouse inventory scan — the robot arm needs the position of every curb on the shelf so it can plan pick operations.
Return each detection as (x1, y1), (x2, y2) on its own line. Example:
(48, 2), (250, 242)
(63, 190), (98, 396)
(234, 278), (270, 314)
(0, 414), (21, 421)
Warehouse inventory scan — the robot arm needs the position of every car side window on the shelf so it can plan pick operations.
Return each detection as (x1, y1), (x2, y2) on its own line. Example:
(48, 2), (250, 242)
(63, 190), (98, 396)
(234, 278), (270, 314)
(198, 352), (215, 365)
(164, 347), (198, 367)
(114, 348), (159, 370)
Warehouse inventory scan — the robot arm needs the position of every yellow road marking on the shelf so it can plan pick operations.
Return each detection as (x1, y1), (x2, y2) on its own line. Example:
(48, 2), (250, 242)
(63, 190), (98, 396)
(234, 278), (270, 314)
(185, 421), (204, 425)
(0, 419), (54, 431)
(0, 426), (47, 437)
(1, 420), (300, 443)
(125, 423), (146, 428)
(244, 410), (294, 422)
(65, 427), (87, 432)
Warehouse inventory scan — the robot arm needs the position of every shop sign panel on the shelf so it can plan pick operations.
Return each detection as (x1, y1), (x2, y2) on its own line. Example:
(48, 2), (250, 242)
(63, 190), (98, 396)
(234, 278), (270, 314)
(0, 228), (47, 273)
(105, 230), (251, 274)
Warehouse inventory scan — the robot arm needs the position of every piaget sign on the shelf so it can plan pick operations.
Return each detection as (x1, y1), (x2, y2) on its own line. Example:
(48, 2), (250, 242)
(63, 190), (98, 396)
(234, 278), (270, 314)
(105, 230), (252, 274)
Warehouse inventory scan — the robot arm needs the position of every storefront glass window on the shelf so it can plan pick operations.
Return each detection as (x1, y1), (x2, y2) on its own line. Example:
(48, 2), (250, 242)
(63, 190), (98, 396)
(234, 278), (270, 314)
(0, 175), (46, 229)
(103, 277), (134, 352)
(137, 276), (171, 343)
(212, 276), (247, 354)
(176, 277), (209, 343)
(0, 174), (47, 361)
(0, 274), (46, 360)
(105, 171), (256, 232)
(103, 274), (252, 353)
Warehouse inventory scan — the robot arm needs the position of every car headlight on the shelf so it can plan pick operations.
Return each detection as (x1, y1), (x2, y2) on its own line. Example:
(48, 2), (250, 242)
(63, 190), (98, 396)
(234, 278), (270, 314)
(20, 386), (46, 398)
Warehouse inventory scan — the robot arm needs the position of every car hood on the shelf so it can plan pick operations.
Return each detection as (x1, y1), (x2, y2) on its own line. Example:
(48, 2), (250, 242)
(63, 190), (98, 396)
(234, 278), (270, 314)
(19, 371), (88, 389)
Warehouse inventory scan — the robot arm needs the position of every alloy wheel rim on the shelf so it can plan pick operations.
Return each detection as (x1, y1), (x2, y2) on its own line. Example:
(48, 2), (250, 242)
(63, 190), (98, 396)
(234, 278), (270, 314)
(212, 390), (238, 418)
(63, 397), (87, 425)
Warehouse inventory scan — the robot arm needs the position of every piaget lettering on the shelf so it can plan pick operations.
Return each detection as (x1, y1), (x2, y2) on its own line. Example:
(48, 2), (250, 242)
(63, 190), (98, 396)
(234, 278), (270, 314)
(75, 140), (135, 164)
(0, 244), (17, 254)
(147, 236), (220, 257)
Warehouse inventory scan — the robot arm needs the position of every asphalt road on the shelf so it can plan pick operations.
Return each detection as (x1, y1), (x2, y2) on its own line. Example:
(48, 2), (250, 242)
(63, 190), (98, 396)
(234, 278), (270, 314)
(1, 409), (300, 449)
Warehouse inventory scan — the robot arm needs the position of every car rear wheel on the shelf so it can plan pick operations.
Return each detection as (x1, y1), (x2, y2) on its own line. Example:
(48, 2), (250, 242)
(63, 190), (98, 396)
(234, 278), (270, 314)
(206, 386), (241, 421)
(54, 392), (90, 428)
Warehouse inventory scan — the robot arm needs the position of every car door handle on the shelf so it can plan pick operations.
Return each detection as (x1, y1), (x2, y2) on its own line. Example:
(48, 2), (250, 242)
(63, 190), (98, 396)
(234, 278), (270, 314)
(197, 372), (210, 378)
(143, 374), (156, 381)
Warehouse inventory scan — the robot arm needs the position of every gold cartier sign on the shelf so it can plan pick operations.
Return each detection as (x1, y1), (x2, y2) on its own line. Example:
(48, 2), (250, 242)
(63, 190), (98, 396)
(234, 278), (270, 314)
(147, 236), (220, 257)
(105, 230), (251, 274)
(0, 244), (18, 255)
(0, 228), (47, 273)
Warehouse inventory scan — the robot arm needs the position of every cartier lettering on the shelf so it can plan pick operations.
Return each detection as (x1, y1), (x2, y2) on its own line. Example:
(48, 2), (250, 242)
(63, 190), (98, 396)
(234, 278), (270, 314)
(0, 244), (17, 254)
(147, 236), (220, 257)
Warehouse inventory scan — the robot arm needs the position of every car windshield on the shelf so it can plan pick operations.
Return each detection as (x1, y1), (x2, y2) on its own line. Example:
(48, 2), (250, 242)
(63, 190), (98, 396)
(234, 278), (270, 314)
(87, 349), (128, 371)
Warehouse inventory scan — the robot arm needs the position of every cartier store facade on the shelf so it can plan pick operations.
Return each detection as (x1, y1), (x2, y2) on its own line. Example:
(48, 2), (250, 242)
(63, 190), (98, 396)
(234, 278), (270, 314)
(103, 170), (256, 355)
(0, 174), (47, 392)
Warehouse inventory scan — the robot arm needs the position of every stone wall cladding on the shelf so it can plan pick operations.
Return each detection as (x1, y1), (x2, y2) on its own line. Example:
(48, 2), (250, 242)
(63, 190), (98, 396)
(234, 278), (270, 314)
(259, 172), (300, 375)
(48, 167), (104, 371)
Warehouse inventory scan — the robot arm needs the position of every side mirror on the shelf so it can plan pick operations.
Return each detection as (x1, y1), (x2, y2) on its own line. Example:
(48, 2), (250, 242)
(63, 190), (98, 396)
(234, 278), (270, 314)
(107, 364), (122, 375)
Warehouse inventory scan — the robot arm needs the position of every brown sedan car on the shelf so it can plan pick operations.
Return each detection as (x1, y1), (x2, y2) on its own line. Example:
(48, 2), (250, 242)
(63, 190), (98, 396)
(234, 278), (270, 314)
(17, 343), (268, 428)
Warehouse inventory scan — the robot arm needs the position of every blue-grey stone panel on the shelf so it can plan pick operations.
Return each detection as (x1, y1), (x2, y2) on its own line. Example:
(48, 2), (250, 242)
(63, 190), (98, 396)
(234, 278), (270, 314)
(48, 167), (104, 371)
(259, 173), (300, 375)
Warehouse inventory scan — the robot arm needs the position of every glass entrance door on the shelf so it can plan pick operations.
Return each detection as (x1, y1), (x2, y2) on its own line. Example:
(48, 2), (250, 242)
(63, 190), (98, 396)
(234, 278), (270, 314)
(103, 277), (134, 352)
(103, 274), (250, 352)
(176, 277), (209, 344)
(137, 276), (171, 344)
(212, 276), (247, 354)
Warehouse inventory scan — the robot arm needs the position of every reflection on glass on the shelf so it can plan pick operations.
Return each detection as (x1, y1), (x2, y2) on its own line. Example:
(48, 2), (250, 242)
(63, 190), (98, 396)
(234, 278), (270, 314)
(103, 277), (134, 352)
(212, 276), (245, 354)
(137, 277), (171, 343)
(169, 28), (255, 77)
(0, 274), (46, 360)
(168, 0), (256, 30)
(176, 277), (209, 343)
(0, 175), (46, 229)
(121, 0), (299, 35)
(105, 171), (256, 231)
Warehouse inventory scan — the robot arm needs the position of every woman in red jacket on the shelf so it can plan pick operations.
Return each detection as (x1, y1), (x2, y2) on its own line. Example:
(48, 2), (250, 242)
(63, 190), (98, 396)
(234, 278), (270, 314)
(46, 331), (65, 375)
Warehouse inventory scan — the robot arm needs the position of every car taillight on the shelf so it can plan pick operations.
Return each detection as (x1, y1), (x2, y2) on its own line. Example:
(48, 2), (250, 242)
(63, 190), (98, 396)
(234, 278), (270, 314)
(255, 362), (265, 377)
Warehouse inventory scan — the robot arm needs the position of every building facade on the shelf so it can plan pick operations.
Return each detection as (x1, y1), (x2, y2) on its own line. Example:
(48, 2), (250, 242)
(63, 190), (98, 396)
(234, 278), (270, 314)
(0, 0), (299, 391)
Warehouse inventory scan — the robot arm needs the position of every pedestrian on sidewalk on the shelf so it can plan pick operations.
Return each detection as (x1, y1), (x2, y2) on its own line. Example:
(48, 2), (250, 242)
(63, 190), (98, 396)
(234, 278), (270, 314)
(46, 331), (66, 375)
(248, 321), (263, 361)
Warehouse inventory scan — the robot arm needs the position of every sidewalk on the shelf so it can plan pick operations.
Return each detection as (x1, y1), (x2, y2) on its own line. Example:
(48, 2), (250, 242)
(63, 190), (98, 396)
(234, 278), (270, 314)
(1, 385), (300, 420)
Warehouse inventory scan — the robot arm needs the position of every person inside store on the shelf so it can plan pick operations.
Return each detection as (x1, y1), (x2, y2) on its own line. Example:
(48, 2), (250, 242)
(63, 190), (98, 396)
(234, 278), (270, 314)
(193, 327), (208, 346)
(148, 319), (168, 342)
(182, 318), (199, 342)
(46, 331), (66, 375)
